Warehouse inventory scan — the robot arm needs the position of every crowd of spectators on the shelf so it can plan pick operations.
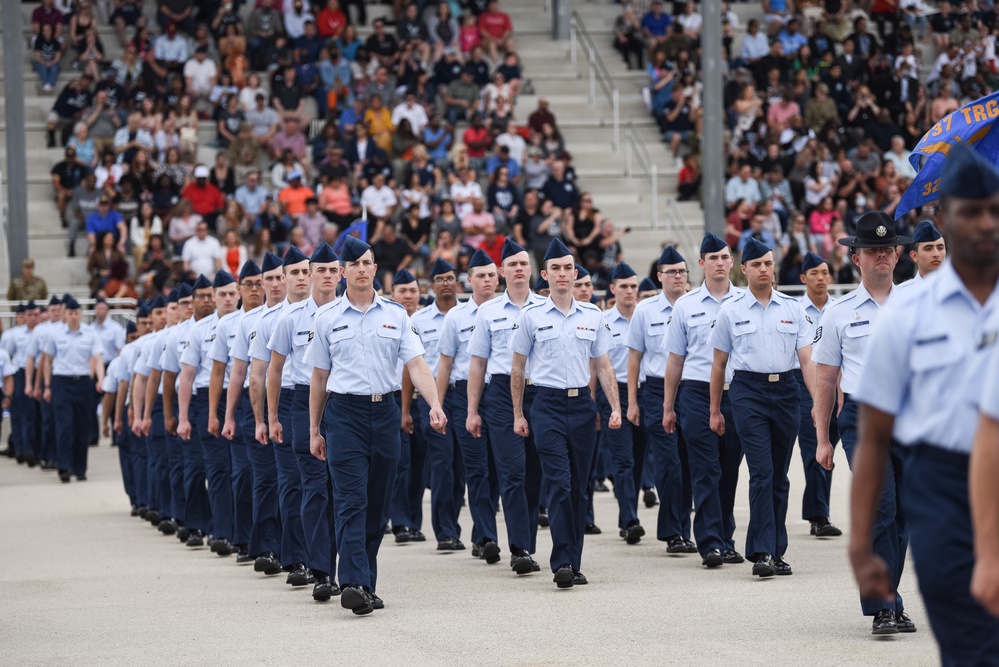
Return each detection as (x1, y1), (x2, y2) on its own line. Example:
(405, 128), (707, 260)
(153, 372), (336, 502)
(624, 0), (996, 285)
(39, 0), (633, 299)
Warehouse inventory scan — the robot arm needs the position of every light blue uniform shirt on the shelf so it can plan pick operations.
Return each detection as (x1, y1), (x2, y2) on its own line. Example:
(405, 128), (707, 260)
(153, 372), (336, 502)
(101, 356), (123, 393)
(1, 325), (33, 369)
(468, 291), (546, 379)
(181, 313), (220, 391)
(437, 298), (484, 383)
(304, 293), (425, 395)
(603, 305), (632, 384)
(89, 318), (126, 363)
(28, 321), (66, 361)
(856, 262), (999, 454)
(250, 299), (289, 363)
(411, 301), (449, 376)
(793, 293), (834, 370)
(0, 348), (15, 378)
(159, 318), (194, 390)
(710, 290), (811, 373)
(208, 308), (246, 390)
(230, 304), (268, 390)
(511, 297), (611, 389)
(42, 325), (102, 376)
(812, 283), (891, 394)
(116, 338), (143, 405)
(625, 291), (676, 381)
(135, 326), (172, 394)
(267, 296), (320, 388)
(664, 283), (744, 382)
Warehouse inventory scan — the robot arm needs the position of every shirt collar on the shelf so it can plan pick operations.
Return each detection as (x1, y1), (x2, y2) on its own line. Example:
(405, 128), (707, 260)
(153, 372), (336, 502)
(932, 259), (999, 310)
(695, 281), (738, 304)
(607, 304), (629, 324)
(542, 295), (580, 317)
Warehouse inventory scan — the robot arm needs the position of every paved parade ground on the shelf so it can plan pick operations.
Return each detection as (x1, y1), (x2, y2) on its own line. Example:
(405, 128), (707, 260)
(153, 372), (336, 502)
(1, 438), (936, 666)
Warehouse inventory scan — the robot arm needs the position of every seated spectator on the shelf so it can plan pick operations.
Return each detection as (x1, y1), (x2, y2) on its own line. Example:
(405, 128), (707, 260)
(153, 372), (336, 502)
(450, 167), (483, 220)
(391, 119), (421, 164)
(421, 115), (452, 162)
(218, 200), (250, 241)
(318, 175), (355, 228)
(94, 150), (124, 192)
(67, 122), (98, 171)
(434, 200), (462, 244)
(113, 112), (155, 165)
(777, 18), (808, 56)
(496, 122), (527, 165)
(781, 211), (816, 257)
(245, 93), (280, 153)
(130, 201), (164, 265)
(400, 206), (432, 268)
(34, 22), (63, 92)
(641, 0), (671, 46)
(317, 0), (347, 40)
(234, 170), (271, 221)
(461, 197), (495, 250)
(85, 195), (127, 255)
(51, 146), (88, 222)
(459, 12), (481, 57)
(168, 199), (203, 254)
(271, 149), (308, 191)
(297, 198), (327, 255)
(678, 1), (704, 43)
(219, 229), (248, 277)
(614, 5), (645, 70)
(246, 0), (285, 69)
(75, 28), (105, 81)
(254, 198), (292, 254)
(271, 116), (311, 172)
(277, 171), (316, 221)
(542, 159), (579, 210)
(767, 87), (801, 134)
(738, 211), (779, 254)
(478, 0), (515, 62)
(677, 154), (701, 201)
(487, 166), (520, 234)
(182, 219), (223, 278)
(182, 165), (226, 229)
(359, 172), (398, 238)
(725, 163), (761, 209)
(366, 18), (401, 69)
(271, 66), (307, 123)
(365, 94), (395, 153)
(372, 223), (413, 288)
(391, 91), (429, 135)
(32, 0), (63, 40)
(725, 199), (754, 248)
(184, 46), (218, 114)
(429, 228), (460, 268)
(445, 68), (479, 124)
(486, 145), (521, 184)
(87, 231), (127, 295)
(523, 147), (551, 190)
(662, 86), (695, 167)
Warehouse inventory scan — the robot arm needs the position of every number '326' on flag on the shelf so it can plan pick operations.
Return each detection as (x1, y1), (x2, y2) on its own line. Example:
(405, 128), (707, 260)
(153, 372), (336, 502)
(895, 90), (999, 219)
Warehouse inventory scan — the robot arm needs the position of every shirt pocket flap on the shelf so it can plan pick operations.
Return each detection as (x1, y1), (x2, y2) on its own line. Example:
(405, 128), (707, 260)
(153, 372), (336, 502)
(646, 321), (667, 337)
(776, 321), (798, 335)
(328, 325), (356, 345)
(910, 334), (962, 372)
(732, 321), (757, 336)
(376, 324), (403, 340)
(457, 326), (475, 342)
(293, 330), (313, 348)
(575, 327), (597, 341)
(535, 327), (560, 343)
(844, 322), (872, 339)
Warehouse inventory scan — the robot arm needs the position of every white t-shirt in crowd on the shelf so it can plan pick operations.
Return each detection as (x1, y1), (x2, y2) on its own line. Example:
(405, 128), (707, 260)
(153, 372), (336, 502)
(360, 185), (398, 218)
(182, 235), (222, 277)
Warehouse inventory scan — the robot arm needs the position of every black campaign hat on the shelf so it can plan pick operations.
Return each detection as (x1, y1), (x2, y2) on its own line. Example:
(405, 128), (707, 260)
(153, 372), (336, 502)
(838, 211), (911, 248)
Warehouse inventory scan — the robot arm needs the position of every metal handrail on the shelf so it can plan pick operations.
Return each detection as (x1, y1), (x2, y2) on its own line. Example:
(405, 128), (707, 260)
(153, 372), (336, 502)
(568, 12), (620, 152)
(624, 122), (659, 231)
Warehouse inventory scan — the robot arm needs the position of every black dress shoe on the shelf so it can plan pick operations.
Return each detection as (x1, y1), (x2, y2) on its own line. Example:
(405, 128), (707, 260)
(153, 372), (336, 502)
(25, 455), (37, 468)
(471, 543), (482, 558)
(130, 506), (139, 517)
(76, 473), (86, 480)
(572, 571), (588, 585)
(511, 553), (534, 575)
(371, 593), (384, 609)
(235, 547), (253, 564)
(340, 586), (374, 615)
(312, 575), (340, 601)
(0, 448), (13, 458)
(41, 461), (57, 471)
(702, 548), (724, 568)
(436, 536), (465, 551)
(254, 552), (282, 575)
(538, 509), (549, 527)
(186, 530), (205, 547)
(531, 558), (540, 572)
(286, 563), (310, 586)
(553, 565), (575, 589)
(872, 609), (899, 635)
(481, 540), (501, 564)
(810, 519), (843, 537)
(643, 488), (658, 507)
(896, 611), (916, 633)
(16, 453), (25, 464)
(752, 553), (776, 578)
(594, 480), (610, 493)
(137, 506), (149, 519)
(146, 510), (160, 525)
(176, 526), (190, 542)
(682, 539), (698, 553)
(722, 549), (745, 564)
(158, 518), (177, 535)
(665, 535), (688, 553)
(622, 521), (645, 545)
(213, 538), (234, 557)
(584, 523), (601, 535)
(408, 529), (426, 542)
(59, 471), (71, 483)
(775, 557), (792, 575)
(393, 526), (411, 544)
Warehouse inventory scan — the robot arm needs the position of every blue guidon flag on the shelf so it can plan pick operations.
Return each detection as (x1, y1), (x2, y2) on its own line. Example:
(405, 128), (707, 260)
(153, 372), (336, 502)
(895, 90), (999, 219)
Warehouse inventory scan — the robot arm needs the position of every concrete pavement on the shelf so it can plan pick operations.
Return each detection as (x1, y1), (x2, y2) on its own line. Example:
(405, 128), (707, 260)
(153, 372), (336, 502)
(0, 437), (937, 666)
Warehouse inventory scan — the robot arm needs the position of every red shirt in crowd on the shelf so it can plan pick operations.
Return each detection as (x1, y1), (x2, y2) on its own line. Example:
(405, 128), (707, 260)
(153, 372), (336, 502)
(478, 10), (512, 39)
(182, 182), (225, 218)
(317, 6), (347, 39)
(479, 234), (507, 267)
(463, 126), (490, 159)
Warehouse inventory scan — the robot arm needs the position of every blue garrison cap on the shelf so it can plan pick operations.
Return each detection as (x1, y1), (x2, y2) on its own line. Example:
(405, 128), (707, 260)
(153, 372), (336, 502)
(393, 268), (417, 285)
(26, 300), (38, 310)
(610, 262), (637, 281)
(801, 251), (827, 273)
(177, 283), (194, 299)
(192, 275), (212, 290)
(136, 304), (151, 318)
(467, 249), (494, 269)
(341, 235), (372, 263)
(501, 238), (528, 260)
(574, 265), (590, 280)
(535, 276), (549, 292)
(639, 277), (658, 292)
(940, 141), (999, 200)
(283, 245), (309, 266)
(261, 251), (283, 273)
(15, 304), (26, 314)
(741, 237), (772, 263)
(373, 277), (384, 292)
(94, 296), (107, 305)
(912, 220), (943, 245)
(310, 242), (340, 264)
(150, 295), (167, 310)
(239, 260), (261, 279)
(63, 296), (81, 310)
(658, 246), (685, 265)
(166, 288), (180, 303)
(213, 271), (236, 288)
(126, 321), (137, 335)
(49, 295), (61, 306)
(542, 238), (573, 264)
(700, 233), (727, 254)
(429, 258), (456, 277)
(61, 293), (73, 305)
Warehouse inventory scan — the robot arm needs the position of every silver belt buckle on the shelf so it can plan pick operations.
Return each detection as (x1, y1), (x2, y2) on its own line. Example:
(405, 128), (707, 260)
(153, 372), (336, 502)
(768, 374), (779, 383)
(567, 388), (579, 397)
(372, 394), (383, 403)
(526, 378), (534, 386)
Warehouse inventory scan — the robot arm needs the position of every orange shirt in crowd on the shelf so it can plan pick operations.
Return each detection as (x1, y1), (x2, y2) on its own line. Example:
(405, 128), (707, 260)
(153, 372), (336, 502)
(278, 184), (316, 218)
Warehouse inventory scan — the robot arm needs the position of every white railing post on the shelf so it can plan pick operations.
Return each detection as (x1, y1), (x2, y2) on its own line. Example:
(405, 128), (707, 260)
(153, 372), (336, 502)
(587, 46), (596, 103)
(625, 128), (633, 177)
(651, 163), (659, 230)
(569, 19), (577, 66)
(612, 89), (620, 152)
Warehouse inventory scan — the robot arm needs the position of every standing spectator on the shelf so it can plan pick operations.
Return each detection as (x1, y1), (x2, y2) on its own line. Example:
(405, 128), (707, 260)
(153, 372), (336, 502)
(478, 0), (515, 63)
(181, 219), (223, 278)
(47, 75), (94, 148)
(6, 259), (49, 301)
(181, 165), (225, 229)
